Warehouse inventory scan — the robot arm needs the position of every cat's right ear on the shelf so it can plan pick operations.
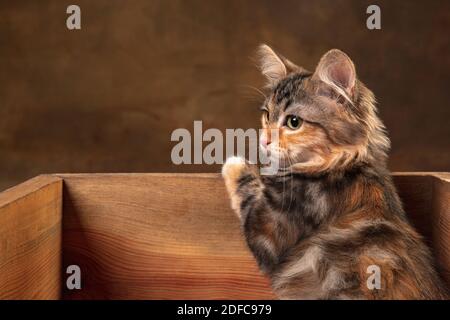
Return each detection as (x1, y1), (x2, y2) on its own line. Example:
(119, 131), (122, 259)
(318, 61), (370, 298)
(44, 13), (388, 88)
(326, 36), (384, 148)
(258, 44), (301, 87)
(258, 45), (287, 87)
(313, 49), (356, 102)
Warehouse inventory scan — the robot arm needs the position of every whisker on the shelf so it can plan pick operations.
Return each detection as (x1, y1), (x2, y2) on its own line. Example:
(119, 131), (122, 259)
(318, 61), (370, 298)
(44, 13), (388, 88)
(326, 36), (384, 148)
(280, 150), (287, 212)
(240, 85), (267, 101)
(285, 153), (294, 213)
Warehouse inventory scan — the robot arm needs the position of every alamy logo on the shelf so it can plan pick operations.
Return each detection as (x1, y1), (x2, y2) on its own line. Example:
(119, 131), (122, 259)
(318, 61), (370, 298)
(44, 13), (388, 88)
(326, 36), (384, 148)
(171, 121), (280, 175)
(366, 5), (381, 30)
(366, 265), (381, 290)
(66, 265), (82, 290)
(66, 5), (81, 30)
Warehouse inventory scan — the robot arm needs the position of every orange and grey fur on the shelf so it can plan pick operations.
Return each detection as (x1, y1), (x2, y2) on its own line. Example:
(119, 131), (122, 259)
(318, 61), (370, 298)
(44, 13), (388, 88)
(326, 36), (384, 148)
(222, 45), (447, 299)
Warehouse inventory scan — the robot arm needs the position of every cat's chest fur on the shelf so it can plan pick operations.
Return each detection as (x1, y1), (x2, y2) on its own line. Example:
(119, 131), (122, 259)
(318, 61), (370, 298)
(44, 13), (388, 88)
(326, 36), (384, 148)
(262, 175), (332, 231)
(261, 175), (362, 299)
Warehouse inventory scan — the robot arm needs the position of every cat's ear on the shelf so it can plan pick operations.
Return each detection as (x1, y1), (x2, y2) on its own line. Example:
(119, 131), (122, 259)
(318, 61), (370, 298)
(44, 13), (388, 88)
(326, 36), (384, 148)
(313, 49), (356, 100)
(258, 44), (301, 87)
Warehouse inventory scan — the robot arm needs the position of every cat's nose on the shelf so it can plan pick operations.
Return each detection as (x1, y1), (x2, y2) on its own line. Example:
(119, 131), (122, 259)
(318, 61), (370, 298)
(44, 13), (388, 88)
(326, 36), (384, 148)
(260, 136), (272, 147)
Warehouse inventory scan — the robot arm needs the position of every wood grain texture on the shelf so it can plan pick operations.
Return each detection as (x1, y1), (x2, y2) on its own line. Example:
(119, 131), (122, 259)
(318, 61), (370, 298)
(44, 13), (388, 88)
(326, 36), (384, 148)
(393, 173), (449, 243)
(60, 173), (275, 300)
(431, 174), (450, 287)
(0, 175), (62, 299)
(59, 172), (450, 300)
(392, 173), (450, 292)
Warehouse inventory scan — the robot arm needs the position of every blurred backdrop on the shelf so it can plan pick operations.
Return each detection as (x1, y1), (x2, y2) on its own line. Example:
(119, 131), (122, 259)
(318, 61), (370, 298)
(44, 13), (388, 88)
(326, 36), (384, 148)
(0, 0), (449, 190)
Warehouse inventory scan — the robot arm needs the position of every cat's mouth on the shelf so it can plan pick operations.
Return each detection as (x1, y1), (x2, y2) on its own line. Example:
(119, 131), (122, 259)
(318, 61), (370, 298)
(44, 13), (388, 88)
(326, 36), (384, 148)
(259, 144), (293, 170)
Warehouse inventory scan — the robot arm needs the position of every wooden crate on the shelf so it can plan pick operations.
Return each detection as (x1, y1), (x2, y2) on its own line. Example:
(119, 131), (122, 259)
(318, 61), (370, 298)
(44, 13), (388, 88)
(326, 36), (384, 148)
(0, 173), (448, 300)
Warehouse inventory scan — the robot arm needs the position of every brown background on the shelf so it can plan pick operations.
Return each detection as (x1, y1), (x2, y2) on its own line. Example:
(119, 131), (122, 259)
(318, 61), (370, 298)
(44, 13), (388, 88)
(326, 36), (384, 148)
(0, 0), (449, 191)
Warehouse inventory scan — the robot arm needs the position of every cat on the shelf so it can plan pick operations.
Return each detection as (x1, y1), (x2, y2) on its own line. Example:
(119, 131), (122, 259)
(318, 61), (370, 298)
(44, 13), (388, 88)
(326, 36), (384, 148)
(222, 45), (448, 299)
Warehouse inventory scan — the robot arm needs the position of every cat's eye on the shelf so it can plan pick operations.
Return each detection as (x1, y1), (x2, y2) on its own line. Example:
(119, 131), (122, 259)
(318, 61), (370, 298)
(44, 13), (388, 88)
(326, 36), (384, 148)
(262, 110), (269, 122)
(285, 115), (303, 130)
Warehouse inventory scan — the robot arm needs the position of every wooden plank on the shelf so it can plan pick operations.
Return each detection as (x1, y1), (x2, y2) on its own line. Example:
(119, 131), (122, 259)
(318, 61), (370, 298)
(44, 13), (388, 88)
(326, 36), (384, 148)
(393, 173), (449, 243)
(59, 173), (449, 299)
(431, 174), (450, 287)
(384, 173), (450, 291)
(0, 175), (63, 299)
(60, 173), (275, 300)
(393, 174), (435, 242)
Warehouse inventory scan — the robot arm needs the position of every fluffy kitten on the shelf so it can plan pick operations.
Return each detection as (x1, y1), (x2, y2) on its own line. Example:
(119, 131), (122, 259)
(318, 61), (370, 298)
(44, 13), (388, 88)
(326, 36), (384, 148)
(222, 45), (447, 299)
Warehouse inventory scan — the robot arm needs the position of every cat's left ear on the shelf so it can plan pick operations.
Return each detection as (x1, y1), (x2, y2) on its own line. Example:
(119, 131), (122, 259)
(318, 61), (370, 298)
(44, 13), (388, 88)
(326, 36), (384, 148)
(258, 44), (302, 87)
(313, 49), (356, 99)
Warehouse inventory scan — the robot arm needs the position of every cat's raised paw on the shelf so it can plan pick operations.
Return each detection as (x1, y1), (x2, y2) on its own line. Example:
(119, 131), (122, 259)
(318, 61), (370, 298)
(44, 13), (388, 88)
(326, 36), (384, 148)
(222, 156), (246, 178)
(222, 157), (249, 214)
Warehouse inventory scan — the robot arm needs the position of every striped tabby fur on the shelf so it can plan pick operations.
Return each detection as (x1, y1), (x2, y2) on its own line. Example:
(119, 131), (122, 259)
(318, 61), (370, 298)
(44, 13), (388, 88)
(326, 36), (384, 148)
(222, 45), (447, 299)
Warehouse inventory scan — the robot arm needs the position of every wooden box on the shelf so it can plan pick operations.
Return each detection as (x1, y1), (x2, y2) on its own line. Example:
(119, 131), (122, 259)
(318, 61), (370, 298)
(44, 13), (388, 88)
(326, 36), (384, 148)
(0, 173), (449, 300)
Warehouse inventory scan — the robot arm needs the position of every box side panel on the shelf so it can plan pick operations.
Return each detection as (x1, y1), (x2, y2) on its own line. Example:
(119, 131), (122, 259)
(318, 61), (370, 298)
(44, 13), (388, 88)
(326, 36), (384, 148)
(432, 176), (450, 288)
(393, 174), (434, 242)
(0, 175), (63, 299)
(392, 173), (450, 290)
(61, 174), (275, 300)
(60, 173), (448, 299)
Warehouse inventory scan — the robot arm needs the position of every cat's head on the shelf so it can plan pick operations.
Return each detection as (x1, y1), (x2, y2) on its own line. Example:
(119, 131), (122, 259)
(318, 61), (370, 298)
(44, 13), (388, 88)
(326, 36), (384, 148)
(258, 45), (390, 175)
